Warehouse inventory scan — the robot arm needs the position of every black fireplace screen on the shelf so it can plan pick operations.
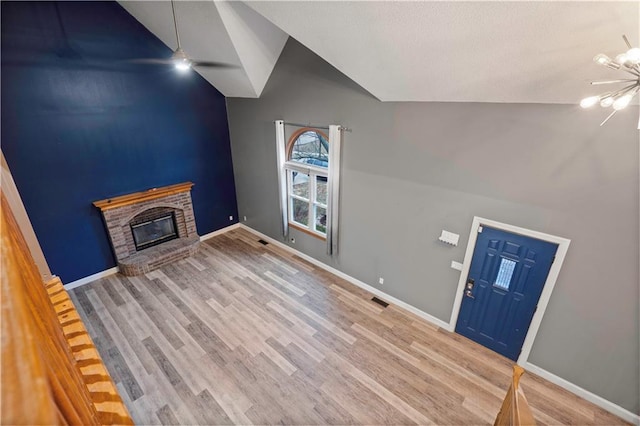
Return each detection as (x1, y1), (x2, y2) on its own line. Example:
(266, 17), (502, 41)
(131, 213), (178, 251)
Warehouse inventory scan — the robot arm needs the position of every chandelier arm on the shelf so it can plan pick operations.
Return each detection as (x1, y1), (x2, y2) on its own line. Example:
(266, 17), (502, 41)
(619, 84), (640, 94)
(600, 110), (617, 126)
(584, 35), (639, 128)
(620, 68), (640, 77)
(610, 83), (639, 98)
(590, 79), (637, 85)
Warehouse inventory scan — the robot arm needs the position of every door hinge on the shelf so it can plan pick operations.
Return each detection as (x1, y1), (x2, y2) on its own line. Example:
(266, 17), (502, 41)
(533, 305), (538, 314)
(551, 255), (556, 264)
(478, 226), (483, 233)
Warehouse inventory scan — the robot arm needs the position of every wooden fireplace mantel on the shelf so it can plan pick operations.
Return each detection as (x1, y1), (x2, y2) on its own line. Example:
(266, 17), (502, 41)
(93, 182), (194, 211)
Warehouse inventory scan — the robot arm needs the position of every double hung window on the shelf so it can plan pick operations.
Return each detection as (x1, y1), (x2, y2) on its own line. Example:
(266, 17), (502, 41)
(285, 129), (329, 238)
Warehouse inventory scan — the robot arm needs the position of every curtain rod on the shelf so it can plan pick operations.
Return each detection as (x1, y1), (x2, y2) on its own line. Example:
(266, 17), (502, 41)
(275, 120), (352, 132)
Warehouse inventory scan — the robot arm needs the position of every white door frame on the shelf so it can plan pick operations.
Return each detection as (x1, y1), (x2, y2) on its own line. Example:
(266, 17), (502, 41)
(448, 216), (571, 365)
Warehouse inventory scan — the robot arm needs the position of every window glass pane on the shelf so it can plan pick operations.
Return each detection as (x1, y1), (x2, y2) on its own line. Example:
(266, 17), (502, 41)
(291, 198), (309, 226)
(291, 172), (309, 199)
(290, 131), (329, 168)
(494, 258), (516, 290)
(315, 205), (327, 234)
(316, 176), (327, 205)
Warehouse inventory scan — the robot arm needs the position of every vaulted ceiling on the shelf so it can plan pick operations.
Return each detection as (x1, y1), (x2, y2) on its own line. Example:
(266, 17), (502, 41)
(120, 1), (639, 104)
(118, 1), (288, 98)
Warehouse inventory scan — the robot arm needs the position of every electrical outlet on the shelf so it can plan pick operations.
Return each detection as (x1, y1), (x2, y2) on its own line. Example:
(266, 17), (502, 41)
(229, 215), (233, 221)
(243, 216), (247, 221)
(379, 277), (384, 285)
(290, 237), (295, 244)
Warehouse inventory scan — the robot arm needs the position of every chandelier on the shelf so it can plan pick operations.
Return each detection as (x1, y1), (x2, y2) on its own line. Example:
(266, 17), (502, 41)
(580, 35), (640, 127)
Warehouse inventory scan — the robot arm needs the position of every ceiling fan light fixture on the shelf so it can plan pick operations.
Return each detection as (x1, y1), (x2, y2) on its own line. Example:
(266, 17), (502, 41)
(171, 47), (191, 71)
(126, 0), (236, 72)
(174, 60), (191, 71)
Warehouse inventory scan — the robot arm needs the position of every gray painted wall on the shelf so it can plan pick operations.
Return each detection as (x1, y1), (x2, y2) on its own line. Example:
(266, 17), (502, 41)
(227, 39), (639, 414)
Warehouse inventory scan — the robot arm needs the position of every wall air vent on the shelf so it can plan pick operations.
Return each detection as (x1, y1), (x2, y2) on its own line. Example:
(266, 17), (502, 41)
(371, 296), (389, 308)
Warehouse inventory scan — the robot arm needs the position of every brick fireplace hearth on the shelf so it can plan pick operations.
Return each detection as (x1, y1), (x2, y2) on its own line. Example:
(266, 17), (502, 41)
(94, 182), (200, 276)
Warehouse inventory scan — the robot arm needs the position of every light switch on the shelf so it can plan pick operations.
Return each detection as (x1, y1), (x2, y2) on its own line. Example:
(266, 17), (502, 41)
(451, 261), (463, 271)
(438, 230), (459, 246)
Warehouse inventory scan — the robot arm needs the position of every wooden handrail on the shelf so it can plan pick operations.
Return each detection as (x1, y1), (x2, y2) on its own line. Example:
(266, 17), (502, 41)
(1, 191), (133, 425)
(494, 365), (536, 426)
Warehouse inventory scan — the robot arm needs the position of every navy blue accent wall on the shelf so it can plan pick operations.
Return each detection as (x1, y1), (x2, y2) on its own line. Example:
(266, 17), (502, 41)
(2, 1), (238, 283)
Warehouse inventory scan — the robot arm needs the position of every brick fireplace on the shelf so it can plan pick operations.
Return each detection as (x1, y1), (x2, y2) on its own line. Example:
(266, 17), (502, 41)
(93, 182), (200, 276)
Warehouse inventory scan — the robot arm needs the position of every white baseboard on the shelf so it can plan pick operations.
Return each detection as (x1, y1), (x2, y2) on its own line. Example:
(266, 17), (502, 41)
(200, 223), (240, 241)
(238, 224), (450, 330)
(63, 224), (239, 291)
(237, 224), (638, 424)
(65, 224), (637, 423)
(63, 266), (119, 290)
(524, 362), (640, 425)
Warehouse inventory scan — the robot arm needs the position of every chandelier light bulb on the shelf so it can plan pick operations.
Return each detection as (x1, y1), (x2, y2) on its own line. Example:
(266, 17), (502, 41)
(593, 54), (611, 65)
(582, 36), (640, 128)
(600, 96), (615, 108)
(580, 96), (600, 108)
(614, 53), (628, 65)
(174, 60), (191, 71)
(612, 94), (633, 110)
(625, 47), (640, 64)
(171, 47), (192, 72)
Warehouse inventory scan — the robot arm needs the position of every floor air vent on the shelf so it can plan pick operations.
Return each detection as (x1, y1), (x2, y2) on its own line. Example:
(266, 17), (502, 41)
(258, 239), (269, 245)
(371, 297), (389, 308)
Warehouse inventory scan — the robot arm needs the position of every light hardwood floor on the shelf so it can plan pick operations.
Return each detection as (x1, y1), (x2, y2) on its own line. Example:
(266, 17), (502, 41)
(70, 228), (628, 425)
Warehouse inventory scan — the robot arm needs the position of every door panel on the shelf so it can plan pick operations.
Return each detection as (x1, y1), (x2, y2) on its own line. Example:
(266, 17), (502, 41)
(455, 226), (558, 360)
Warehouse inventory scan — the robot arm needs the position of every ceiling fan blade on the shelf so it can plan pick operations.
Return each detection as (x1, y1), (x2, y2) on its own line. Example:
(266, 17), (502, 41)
(126, 58), (174, 65)
(192, 60), (239, 69)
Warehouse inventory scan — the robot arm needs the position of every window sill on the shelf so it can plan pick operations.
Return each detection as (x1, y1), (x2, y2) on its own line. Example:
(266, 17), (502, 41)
(289, 223), (327, 241)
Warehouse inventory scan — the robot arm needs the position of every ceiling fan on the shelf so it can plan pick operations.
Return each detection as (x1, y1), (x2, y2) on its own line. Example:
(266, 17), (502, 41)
(130, 0), (236, 71)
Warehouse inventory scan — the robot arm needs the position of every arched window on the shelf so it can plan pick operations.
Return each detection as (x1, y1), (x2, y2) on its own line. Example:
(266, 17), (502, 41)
(287, 128), (329, 169)
(285, 128), (329, 238)
(275, 121), (342, 253)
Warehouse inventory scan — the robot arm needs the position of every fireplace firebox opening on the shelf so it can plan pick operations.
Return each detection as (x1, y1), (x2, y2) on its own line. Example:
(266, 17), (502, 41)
(130, 212), (178, 251)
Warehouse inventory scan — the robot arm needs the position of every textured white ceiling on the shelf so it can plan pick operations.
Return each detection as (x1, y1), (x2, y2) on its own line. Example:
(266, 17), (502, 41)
(119, 1), (639, 104)
(118, 0), (288, 97)
(245, 1), (640, 103)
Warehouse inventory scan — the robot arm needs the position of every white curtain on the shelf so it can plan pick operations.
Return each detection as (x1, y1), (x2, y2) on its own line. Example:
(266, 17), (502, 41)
(327, 125), (342, 255)
(274, 120), (288, 239)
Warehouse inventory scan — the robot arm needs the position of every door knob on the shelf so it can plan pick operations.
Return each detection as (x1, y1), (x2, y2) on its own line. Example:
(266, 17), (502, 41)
(466, 278), (475, 290)
(465, 289), (475, 299)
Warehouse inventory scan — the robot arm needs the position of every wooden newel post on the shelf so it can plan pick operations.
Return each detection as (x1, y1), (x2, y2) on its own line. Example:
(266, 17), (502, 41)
(494, 365), (536, 426)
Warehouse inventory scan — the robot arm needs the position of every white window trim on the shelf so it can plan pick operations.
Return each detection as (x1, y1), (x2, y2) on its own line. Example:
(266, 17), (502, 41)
(286, 167), (328, 238)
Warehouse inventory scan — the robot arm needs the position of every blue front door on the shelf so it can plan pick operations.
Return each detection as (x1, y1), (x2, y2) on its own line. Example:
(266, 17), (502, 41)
(455, 225), (558, 360)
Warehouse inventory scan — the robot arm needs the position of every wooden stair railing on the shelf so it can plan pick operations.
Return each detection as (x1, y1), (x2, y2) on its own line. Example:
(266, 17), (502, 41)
(494, 365), (536, 426)
(1, 191), (133, 425)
